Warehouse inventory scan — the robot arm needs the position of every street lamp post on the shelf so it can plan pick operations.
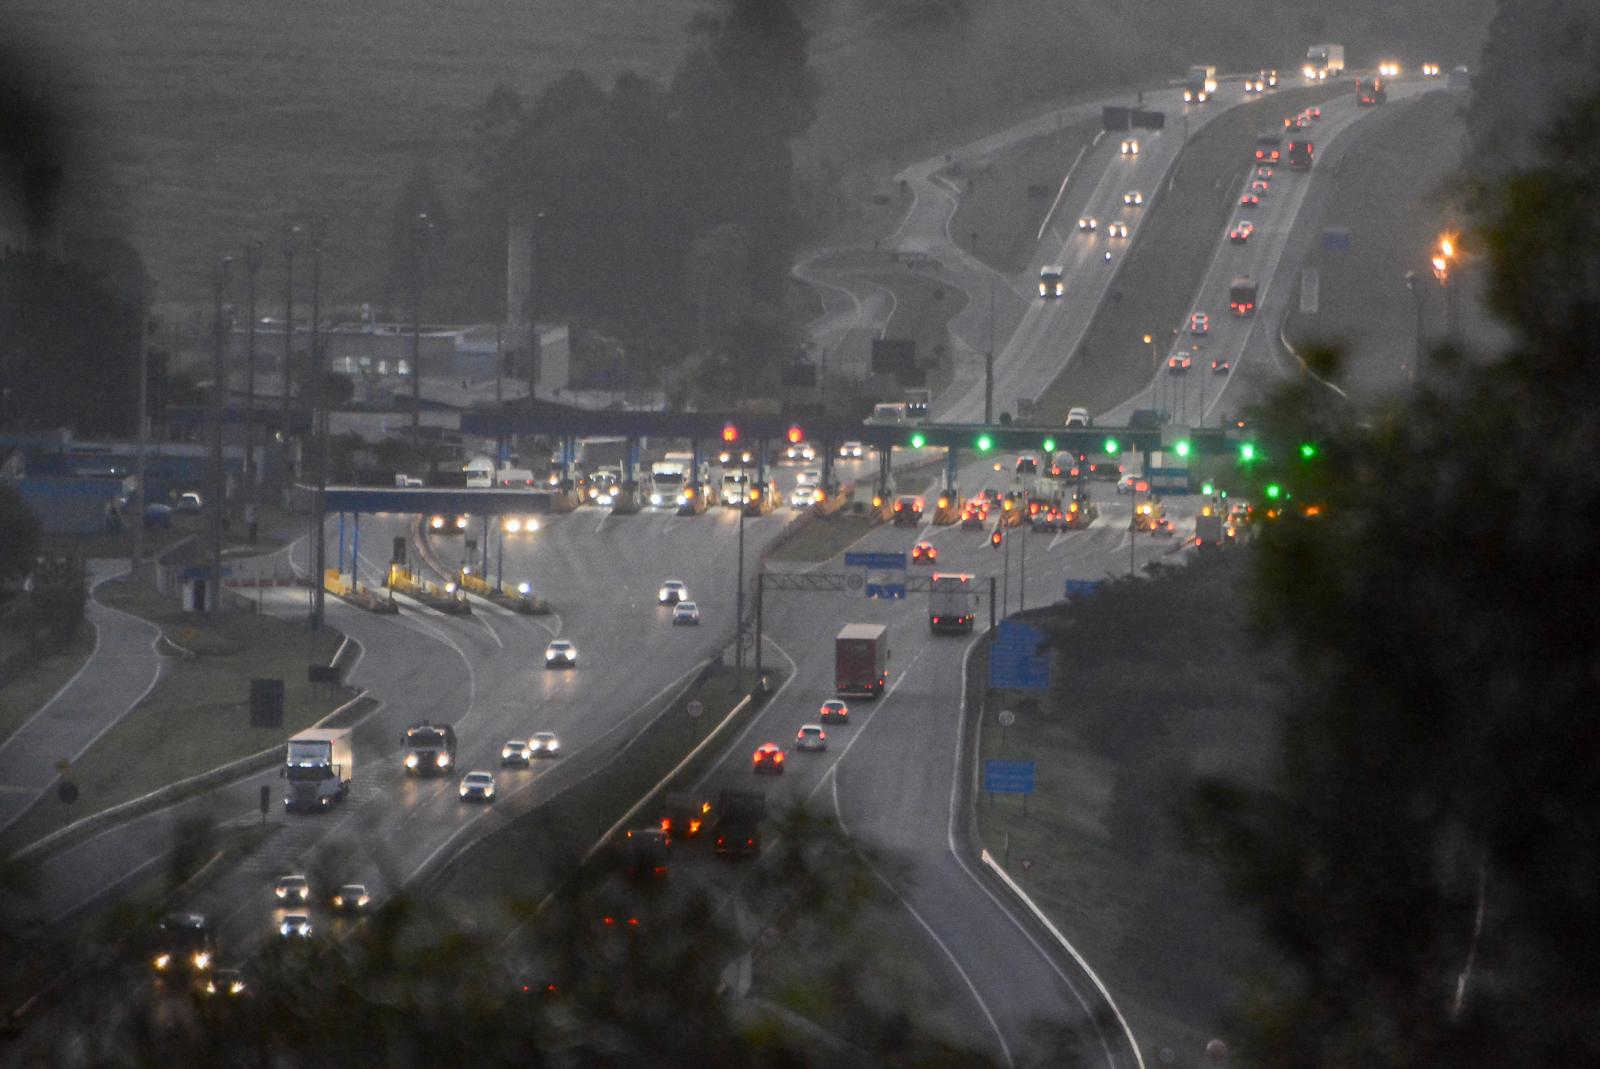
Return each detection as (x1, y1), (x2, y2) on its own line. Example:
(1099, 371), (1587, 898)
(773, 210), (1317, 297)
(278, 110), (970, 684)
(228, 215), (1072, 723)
(131, 275), (154, 579)
(734, 453), (748, 691)
(1433, 233), (1460, 346)
(242, 239), (265, 542)
(1404, 270), (1425, 382)
(308, 217), (329, 631)
(411, 211), (434, 451)
(209, 256), (233, 612)
(280, 223), (301, 483)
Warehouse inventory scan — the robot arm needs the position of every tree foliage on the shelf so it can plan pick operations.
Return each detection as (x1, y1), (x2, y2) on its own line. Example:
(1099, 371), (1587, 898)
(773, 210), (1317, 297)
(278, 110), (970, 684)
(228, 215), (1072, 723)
(0, 484), (42, 596)
(1194, 83), (1600, 1065)
(476, 0), (817, 390)
(0, 248), (140, 437)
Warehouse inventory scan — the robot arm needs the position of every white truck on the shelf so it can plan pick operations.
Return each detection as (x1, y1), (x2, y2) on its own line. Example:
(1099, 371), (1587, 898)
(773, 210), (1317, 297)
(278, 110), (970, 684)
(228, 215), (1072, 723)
(1303, 43), (1345, 81)
(283, 727), (354, 813)
(647, 462), (686, 508)
(929, 573), (978, 634)
(1183, 65), (1218, 103)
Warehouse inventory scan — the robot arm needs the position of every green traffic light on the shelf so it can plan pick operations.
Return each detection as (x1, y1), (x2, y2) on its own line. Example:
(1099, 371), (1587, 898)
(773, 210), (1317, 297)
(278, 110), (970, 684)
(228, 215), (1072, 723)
(1299, 442), (1318, 460)
(910, 433), (927, 449)
(1174, 440), (1191, 458)
(1239, 443), (1257, 462)
(1265, 483), (1282, 500)
(1201, 481), (1215, 495)
(1102, 436), (1119, 455)
(1042, 437), (1056, 453)
(976, 434), (993, 452)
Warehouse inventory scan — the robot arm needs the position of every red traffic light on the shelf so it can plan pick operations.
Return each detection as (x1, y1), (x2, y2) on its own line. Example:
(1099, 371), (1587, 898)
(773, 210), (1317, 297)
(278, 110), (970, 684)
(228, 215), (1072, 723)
(990, 530), (1003, 550)
(786, 425), (803, 444)
(722, 423), (738, 443)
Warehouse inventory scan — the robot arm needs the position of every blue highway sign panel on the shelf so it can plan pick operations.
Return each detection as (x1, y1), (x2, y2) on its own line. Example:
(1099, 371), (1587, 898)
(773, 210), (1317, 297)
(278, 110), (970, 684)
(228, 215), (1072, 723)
(988, 620), (1051, 690)
(845, 551), (908, 570)
(984, 759), (1036, 795)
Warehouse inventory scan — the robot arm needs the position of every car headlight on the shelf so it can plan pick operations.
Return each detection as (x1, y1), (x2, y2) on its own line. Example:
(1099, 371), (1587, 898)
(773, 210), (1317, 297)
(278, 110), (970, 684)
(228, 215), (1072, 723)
(154, 953), (171, 971)
(193, 952), (211, 971)
(484, 785), (495, 797)
(459, 786), (470, 796)
(404, 753), (419, 768)
(504, 518), (521, 532)
(332, 895), (344, 908)
(547, 740), (559, 752)
(501, 747), (514, 759)
(436, 753), (450, 768)
(517, 581), (532, 595)
(275, 888), (287, 898)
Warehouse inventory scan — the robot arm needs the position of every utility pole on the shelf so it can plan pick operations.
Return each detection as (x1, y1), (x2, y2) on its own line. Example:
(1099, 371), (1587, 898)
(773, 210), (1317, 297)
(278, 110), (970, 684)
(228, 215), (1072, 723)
(131, 275), (154, 579)
(208, 255), (233, 612)
(410, 211), (433, 451)
(1019, 521), (1027, 612)
(308, 217), (328, 631)
(734, 454), (748, 691)
(1404, 271), (1425, 383)
(242, 239), (264, 542)
(984, 275), (996, 424)
(526, 210), (544, 407)
(280, 223), (301, 485)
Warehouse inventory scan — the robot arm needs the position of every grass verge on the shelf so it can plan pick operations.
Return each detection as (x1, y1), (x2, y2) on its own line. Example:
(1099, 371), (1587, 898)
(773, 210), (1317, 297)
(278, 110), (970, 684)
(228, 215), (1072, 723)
(0, 630), (95, 748)
(973, 552), (1288, 1062)
(950, 119), (1103, 275)
(1036, 83), (1352, 422)
(763, 510), (880, 564)
(1281, 90), (1498, 395)
(0, 574), (348, 854)
(434, 664), (783, 932)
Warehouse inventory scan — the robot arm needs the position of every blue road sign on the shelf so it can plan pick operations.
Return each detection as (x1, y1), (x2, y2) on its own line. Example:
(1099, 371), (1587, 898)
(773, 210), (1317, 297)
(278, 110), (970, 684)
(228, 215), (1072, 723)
(984, 759), (1036, 795)
(988, 620), (1051, 690)
(1064, 579), (1102, 600)
(865, 582), (907, 599)
(1322, 227), (1352, 252)
(845, 551), (907, 570)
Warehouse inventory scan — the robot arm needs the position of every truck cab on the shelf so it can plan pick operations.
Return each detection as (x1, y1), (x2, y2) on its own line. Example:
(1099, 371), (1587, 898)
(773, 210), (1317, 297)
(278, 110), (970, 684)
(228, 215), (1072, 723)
(402, 721), (457, 777)
(284, 728), (353, 812)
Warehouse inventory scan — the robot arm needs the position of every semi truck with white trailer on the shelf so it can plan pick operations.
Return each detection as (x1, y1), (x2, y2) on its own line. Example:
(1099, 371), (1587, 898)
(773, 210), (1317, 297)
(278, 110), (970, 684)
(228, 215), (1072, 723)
(1303, 43), (1345, 80)
(283, 727), (354, 812)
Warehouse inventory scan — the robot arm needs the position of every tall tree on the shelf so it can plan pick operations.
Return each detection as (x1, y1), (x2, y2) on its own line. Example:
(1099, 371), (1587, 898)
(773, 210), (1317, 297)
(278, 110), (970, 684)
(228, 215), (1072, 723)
(1194, 87), (1600, 1065)
(0, 249), (139, 437)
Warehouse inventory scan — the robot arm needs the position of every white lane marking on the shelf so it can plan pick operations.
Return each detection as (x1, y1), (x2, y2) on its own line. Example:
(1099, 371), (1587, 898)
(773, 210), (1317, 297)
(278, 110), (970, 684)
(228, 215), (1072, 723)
(829, 769), (1014, 1069)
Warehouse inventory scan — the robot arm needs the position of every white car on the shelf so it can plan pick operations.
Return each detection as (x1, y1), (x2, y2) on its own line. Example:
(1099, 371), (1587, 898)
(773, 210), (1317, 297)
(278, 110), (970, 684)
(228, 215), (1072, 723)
(544, 640), (577, 669)
(501, 740), (531, 767)
(1076, 216), (1098, 232)
(273, 874), (310, 904)
(790, 486), (817, 509)
(784, 442), (816, 462)
(1065, 407), (1091, 429)
(459, 771), (497, 803)
(1123, 190), (1144, 206)
(796, 469), (821, 488)
(279, 914), (313, 939)
(330, 884), (371, 913)
(672, 601), (701, 626)
(658, 580), (689, 605)
(838, 441), (865, 459)
(1117, 472), (1142, 495)
(795, 725), (828, 752)
(177, 491), (204, 513)
(1120, 138), (1140, 156)
(529, 731), (561, 757)
(501, 515), (540, 534)
(1107, 221), (1129, 238)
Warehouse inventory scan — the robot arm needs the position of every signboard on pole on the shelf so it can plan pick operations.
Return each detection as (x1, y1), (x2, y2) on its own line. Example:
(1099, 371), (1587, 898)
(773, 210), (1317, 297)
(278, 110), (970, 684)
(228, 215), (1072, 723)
(846, 551), (907, 599)
(249, 678), (285, 729)
(987, 621), (1051, 690)
(983, 759), (1036, 795)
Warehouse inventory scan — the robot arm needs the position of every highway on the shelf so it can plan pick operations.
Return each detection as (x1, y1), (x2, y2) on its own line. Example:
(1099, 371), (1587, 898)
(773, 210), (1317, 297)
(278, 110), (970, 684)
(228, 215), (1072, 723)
(1102, 75), (1439, 426)
(7, 69), (1418, 1067)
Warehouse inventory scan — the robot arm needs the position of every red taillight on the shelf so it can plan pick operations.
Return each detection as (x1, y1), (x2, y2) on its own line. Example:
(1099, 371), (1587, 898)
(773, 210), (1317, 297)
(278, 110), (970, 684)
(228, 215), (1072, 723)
(660, 818), (671, 832)
(688, 819), (702, 835)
